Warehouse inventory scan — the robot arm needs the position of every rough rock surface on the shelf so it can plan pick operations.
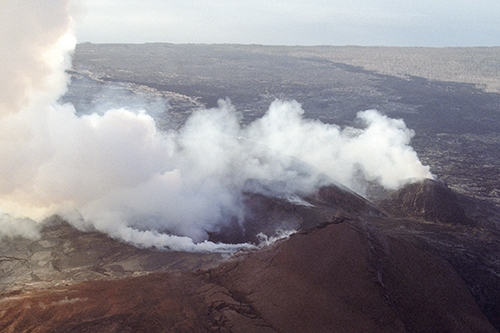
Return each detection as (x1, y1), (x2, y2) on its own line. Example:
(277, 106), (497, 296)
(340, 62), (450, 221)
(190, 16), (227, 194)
(379, 178), (472, 226)
(1, 221), (498, 332)
(207, 221), (496, 333)
(1, 182), (500, 332)
(0, 217), (225, 294)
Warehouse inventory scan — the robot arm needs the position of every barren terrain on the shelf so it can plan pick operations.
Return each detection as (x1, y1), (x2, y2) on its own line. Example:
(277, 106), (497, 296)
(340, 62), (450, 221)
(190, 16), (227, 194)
(1, 44), (499, 332)
(66, 44), (500, 207)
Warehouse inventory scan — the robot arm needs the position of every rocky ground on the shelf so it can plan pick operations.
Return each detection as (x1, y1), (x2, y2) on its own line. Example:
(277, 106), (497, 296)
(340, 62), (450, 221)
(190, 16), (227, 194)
(1, 181), (500, 332)
(1, 44), (500, 332)
(0, 219), (498, 332)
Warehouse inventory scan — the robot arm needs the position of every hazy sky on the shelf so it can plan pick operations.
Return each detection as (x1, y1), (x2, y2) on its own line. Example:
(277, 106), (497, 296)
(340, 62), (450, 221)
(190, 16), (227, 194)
(75, 0), (500, 46)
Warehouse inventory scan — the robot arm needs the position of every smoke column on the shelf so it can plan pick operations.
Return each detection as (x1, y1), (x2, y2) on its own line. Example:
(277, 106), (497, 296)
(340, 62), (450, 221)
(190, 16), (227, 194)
(0, 1), (432, 251)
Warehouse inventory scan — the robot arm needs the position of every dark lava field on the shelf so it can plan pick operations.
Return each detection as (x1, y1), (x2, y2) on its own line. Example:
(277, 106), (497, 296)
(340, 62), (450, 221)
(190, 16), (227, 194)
(66, 44), (500, 208)
(1, 44), (500, 332)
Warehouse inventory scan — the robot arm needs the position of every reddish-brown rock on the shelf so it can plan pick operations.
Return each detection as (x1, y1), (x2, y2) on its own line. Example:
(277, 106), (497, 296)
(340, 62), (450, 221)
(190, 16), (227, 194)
(207, 221), (496, 332)
(1, 183), (499, 332)
(0, 220), (498, 332)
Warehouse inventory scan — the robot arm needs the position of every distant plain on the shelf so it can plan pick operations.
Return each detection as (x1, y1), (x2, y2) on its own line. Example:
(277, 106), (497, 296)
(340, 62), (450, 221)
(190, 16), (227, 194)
(66, 44), (500, 212)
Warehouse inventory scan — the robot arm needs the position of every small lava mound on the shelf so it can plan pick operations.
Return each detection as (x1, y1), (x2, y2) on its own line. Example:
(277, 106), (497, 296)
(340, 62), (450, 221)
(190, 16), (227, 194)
(379, 178), (473, 226)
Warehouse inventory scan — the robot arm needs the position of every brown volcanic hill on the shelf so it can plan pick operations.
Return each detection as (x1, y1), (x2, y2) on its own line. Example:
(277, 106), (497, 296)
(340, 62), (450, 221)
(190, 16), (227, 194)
(1, 183), (500, 332)
(0, 220), (496, 333)
(207, 221), (497, 333)
(211, 184), (385, 244)
(379, 178), (473, 226)
(0, 184), (384, 294)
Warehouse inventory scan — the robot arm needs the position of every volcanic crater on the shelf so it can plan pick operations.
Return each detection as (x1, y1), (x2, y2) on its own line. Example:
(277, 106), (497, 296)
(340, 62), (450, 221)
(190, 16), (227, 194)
(2, 43), (500, 332)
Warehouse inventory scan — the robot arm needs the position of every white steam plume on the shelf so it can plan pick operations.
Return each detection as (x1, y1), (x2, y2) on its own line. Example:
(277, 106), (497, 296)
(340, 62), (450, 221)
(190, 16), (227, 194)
(0, 1), (432, 250)
(0, 0), (74, 116)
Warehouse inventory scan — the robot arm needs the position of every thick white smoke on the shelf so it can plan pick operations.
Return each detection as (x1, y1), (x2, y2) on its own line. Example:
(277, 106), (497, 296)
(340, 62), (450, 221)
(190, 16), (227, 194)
(0, 1), (432, 250)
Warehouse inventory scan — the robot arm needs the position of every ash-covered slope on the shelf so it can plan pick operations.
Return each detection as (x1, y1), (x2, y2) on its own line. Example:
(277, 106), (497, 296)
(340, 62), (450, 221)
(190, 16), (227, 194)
(1, 181), (500, 332)
(0, 183), (383, 294)
(0, 217), (225, 294)
(1, 218), (496, 333)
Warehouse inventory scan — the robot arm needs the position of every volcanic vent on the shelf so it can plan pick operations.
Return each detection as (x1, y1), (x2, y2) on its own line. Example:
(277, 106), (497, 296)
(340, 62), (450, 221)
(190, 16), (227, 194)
(2, 1), (500, 332)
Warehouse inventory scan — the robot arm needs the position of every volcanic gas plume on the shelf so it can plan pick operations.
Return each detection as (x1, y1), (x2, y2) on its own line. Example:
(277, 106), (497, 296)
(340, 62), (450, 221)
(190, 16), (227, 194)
(0, 1), (432, 251)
